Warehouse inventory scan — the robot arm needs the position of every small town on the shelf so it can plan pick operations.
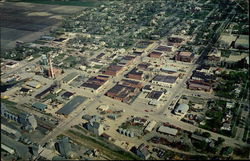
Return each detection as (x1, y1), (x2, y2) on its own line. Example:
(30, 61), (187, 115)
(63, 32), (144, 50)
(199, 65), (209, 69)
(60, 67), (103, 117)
(0, 0), (249, 160)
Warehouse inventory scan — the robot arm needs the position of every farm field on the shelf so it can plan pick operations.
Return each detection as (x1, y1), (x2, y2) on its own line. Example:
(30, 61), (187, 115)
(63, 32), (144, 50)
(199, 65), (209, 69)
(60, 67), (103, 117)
(0, 2), (85, 50)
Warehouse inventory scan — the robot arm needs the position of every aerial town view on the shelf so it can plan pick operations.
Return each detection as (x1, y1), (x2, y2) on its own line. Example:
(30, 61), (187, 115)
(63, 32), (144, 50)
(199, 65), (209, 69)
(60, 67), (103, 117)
(0, 0), (249, 160)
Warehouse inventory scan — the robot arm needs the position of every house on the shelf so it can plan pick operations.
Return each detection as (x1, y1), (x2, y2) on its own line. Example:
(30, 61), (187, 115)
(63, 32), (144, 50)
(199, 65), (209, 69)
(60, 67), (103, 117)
(175, 51), (194, 62)
(174, 104), (189, 117)
(135, 144), (150, 160)
(152, 75), (178, 88)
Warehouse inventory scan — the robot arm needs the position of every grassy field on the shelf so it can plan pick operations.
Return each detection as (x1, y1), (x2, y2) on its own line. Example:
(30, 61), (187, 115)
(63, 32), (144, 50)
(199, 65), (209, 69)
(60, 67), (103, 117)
(5, 0), (99, 7)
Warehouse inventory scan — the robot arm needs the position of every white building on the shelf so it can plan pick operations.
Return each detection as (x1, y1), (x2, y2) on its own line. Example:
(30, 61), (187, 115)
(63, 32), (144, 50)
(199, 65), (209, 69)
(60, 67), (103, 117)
(157, 126), (178, 136)
(174, 104), (189, 117)
(144, 120), (157, 132)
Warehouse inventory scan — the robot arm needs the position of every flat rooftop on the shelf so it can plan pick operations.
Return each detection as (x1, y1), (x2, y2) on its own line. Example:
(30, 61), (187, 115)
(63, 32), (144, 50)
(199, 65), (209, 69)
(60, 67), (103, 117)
(56, 96), (87, 115)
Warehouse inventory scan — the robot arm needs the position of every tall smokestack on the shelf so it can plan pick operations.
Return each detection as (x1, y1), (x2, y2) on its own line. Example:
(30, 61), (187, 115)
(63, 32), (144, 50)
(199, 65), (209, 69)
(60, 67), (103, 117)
(48, 54), (55, 78)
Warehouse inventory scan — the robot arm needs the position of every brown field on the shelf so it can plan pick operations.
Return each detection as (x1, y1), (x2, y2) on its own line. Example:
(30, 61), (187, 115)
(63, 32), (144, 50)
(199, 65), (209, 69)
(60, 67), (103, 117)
(0, 2), (85, 50)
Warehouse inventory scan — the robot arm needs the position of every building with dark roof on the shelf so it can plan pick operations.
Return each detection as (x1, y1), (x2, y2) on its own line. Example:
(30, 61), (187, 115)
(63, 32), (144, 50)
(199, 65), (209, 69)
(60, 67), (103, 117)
(191, 71), (215, 83)
(32, 102), (47, 111)
(82, 75), (109, 91)
(175, 51), (194, 62)
(187, 80), (212, 92)
(121, 79), (143, 89)
(148, 51), (163, 58)
(56, 96), (87, 116)
(55, 137), (72, 158)
(147, 91), (164, 101)
(155, 45), (173, 52)
(126, 68), (144, 80)
(61, 91), (74, 99)
(142, 85), (152, 92)
(137, 63), (150, 70)
(103, 65), (124, 76)
(152, 75), (178, 87)
(134, 143), (150, 160)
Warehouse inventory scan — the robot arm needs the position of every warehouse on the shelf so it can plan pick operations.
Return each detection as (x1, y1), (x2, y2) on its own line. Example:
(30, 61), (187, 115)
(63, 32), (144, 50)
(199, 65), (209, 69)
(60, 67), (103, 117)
(157, 126), (178, 136)
(62, 72), (79, 84)
(56, 96), (87, 116)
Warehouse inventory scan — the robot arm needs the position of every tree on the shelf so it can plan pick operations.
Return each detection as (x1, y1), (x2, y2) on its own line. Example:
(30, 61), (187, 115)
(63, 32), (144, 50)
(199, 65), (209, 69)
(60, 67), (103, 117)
(202, 132), (211, 138)
(215, 137), (225, 146)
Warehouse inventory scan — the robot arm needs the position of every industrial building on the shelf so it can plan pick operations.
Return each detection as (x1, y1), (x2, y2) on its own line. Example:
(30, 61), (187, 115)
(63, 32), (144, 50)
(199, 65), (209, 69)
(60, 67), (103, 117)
(82, 75), (109, 91)
(56, 96), (87, 116)
(62, 72), (79, 84)
(148, 51), (163, 58)
(152, 75), (178, 88)
(126, 68), (144, 80)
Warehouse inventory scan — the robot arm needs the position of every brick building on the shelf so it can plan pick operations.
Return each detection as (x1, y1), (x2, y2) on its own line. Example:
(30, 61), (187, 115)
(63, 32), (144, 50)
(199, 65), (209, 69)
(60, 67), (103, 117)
(175, 51), (194, 62)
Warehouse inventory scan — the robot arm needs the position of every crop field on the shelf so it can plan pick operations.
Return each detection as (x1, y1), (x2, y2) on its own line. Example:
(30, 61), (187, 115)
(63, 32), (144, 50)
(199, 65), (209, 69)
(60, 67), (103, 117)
(0, 2), (85, 50)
